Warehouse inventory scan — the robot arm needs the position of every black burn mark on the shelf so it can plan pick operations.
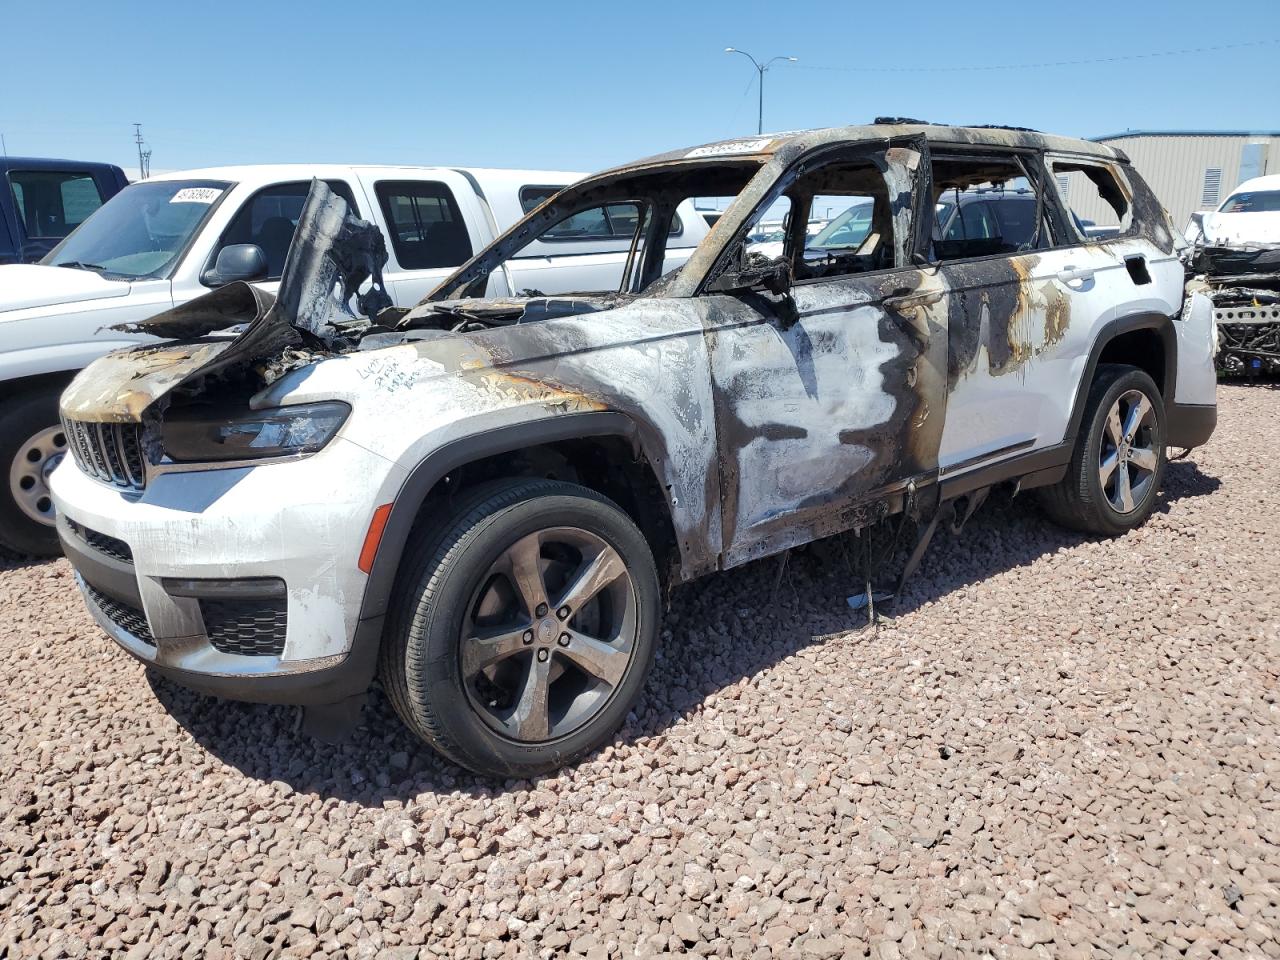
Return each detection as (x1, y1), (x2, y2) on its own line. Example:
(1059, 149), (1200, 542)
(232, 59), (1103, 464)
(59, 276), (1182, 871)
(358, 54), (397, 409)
(706, 270), (940, 564)
(940, 257), (1027, 388)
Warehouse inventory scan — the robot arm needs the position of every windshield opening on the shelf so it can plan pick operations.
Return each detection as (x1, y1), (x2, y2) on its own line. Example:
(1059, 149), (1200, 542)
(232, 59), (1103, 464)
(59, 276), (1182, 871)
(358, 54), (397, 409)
(427, 159), (765, 303)
(42, 179), (231, 279)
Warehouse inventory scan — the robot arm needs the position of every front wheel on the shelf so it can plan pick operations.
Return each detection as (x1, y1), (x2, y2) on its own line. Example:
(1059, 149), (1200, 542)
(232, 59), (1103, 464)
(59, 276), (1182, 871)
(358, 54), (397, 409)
(1039, 364), (1167, 536)
(380, 478), (660, 778)
(0, 388), (69, 556)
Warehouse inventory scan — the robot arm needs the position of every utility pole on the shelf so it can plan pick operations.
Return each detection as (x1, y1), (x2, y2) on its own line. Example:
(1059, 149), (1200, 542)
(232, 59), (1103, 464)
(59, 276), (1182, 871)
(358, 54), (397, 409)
(725, 48), (797, 135)
(133, 123), (151, 179)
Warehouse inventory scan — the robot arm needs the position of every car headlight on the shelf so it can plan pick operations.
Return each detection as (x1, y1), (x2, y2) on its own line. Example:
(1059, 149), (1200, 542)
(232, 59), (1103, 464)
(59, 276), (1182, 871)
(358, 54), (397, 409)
(162, 401), (350, 463)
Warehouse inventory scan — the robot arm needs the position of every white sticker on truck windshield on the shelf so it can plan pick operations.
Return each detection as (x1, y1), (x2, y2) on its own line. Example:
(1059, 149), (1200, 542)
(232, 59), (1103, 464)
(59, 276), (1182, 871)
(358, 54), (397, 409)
(685, 138), (771, 158)
(169, 187), (222, 204)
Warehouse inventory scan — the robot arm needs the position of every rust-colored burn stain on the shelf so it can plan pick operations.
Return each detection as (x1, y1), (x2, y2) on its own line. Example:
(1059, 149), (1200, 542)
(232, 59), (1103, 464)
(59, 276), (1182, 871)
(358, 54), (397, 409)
(1042, 281), (1071, 345)
(473, 368), (607, 414)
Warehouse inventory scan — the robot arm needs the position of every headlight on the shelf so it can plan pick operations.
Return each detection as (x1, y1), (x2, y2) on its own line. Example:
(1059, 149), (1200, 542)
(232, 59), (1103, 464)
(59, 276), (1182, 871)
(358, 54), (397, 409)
(162, 401), (350, 463)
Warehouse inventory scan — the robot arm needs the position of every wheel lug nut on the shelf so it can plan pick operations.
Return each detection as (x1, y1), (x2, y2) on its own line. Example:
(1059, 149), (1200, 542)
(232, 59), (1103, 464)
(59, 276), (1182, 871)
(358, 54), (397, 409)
(557, 605), (571, 620)
(558, 633), (570, 646)
(522, 630), (534, 644)
(535, 603), (548, 617)
(536, 648), (549, 662)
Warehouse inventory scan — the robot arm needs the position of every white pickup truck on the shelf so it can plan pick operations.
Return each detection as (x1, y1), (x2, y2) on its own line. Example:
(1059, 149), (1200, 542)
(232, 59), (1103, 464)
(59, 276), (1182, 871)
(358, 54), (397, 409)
(0, 163), (710, 553)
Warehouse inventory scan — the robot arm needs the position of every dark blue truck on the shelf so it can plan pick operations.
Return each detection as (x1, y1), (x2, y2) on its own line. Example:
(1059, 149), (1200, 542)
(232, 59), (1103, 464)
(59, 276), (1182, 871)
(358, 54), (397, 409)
(0, 157), (129, 264)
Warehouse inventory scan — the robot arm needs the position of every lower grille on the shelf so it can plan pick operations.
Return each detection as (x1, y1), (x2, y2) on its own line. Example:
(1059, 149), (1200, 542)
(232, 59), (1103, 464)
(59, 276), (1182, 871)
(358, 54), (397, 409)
(63, 418), (147, 490)
(66, 518), (133, 563)
(84, 583), (154, 646)
(201, 599), (288, 657)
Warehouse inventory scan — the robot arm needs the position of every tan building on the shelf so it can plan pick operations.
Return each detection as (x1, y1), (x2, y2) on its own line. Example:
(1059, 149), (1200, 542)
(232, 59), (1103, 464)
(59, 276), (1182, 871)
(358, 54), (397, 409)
(1077, 130), (1280, 233)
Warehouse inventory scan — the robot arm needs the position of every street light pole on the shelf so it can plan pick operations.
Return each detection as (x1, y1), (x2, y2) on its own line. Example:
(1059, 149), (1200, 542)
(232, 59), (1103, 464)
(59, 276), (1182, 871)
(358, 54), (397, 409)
(725, 48), (797, 135)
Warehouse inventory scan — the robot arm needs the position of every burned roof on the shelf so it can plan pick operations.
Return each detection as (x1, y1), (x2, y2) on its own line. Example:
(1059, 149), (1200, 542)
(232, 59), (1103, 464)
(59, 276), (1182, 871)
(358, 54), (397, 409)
(598, 123), (1128, 180)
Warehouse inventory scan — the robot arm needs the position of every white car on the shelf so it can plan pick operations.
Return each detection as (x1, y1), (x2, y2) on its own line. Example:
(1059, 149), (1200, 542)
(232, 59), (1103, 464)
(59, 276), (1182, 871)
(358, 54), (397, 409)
(0, 164), (709, 554)
(1184, 173), (1280, 247)
(52, 124), (1217, 777)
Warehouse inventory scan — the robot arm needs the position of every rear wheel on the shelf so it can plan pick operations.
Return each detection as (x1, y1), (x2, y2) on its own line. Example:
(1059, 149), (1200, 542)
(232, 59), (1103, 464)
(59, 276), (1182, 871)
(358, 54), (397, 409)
(0, 388), (68, 556)
(380, 478), (660, 778)
(1039, 364), (1166, 535)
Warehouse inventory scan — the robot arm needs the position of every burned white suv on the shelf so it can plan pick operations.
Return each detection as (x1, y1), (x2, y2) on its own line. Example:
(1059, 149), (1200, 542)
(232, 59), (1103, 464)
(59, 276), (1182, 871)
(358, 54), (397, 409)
(52, 123), (1217, 777)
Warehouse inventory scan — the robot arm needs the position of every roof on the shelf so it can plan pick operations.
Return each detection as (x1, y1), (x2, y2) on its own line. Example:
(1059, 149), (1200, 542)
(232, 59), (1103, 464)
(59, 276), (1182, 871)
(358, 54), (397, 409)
(0, 156), (125, 172)
(146, 163), (585, 188)
(1227, 174), (1280, 195)
(1092, 129), (1280, 142)
(605, 123), (1126, 178)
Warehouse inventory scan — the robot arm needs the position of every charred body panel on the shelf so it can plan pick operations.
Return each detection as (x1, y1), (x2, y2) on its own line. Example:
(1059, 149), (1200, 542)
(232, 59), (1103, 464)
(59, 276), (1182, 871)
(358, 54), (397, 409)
(704, 267), (948, 567)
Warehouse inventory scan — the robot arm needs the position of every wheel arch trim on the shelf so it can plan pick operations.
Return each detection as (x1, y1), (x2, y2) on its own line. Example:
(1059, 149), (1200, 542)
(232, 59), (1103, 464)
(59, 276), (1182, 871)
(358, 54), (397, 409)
(1062, 310), (1177, 447)
(356, 410), (643, 625)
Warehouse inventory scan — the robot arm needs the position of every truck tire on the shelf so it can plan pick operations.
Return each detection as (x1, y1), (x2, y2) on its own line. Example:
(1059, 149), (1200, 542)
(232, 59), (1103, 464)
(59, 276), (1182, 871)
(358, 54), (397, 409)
(380, 478), (660, 778)
(0, 387), (68, 556)
(1039, 364), (1166, 536)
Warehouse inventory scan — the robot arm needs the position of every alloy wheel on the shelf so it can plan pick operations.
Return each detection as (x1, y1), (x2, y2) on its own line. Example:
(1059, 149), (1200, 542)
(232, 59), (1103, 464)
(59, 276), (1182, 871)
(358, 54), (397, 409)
(460, 526), (638, 743)
(1099, 388), (1158, 514)
(8, 425), (68, 526)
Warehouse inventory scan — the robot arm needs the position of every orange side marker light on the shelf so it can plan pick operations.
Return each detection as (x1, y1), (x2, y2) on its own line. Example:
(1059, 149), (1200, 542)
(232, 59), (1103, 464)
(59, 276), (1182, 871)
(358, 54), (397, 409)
(359, 503), (394, 574)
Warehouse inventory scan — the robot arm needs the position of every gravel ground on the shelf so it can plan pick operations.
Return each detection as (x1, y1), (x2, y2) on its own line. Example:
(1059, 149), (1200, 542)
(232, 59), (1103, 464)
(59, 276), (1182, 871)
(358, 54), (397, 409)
(2, 383), (1278, 960)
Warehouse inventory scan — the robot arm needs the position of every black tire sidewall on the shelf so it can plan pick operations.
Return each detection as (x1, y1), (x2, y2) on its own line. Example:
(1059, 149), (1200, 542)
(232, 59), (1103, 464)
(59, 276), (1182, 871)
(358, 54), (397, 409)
(1081, 368), (1166, 533)
(0, 387), (66, 556)
(398, 484), (660, 777)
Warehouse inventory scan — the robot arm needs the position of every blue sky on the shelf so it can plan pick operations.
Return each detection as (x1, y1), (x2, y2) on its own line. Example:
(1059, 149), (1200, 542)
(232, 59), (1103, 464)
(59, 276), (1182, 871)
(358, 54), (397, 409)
(2, 0), (1277, 177)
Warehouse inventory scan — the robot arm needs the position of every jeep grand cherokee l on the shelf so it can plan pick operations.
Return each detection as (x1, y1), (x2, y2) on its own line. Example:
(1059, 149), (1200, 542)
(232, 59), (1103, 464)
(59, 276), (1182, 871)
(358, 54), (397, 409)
(51, 123), (1217, 777)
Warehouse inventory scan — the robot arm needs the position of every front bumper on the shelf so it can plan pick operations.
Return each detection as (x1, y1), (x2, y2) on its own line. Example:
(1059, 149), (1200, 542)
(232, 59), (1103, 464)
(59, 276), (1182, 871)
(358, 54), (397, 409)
(50, 436), (406, 705)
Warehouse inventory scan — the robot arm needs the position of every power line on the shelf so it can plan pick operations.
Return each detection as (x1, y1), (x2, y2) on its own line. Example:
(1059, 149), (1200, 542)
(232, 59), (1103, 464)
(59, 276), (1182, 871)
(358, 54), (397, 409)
(793, 37), (1279, 74)
(133, 123), (152, 179)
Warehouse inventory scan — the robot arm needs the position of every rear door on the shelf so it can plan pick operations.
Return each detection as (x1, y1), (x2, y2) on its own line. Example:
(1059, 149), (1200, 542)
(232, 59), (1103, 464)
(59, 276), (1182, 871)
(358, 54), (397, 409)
(931, 151), (1072, 472)
(363, 172), (494, 306)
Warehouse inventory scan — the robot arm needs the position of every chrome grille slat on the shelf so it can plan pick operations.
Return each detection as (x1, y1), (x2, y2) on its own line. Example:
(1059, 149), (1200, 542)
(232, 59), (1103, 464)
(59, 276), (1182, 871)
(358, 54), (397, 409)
(64, 419), (146, 491)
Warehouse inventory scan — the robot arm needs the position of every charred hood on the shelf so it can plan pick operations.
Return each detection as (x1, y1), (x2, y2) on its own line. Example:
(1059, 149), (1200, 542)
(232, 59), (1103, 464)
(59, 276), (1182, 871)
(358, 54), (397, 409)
(61, 180), (395, 424)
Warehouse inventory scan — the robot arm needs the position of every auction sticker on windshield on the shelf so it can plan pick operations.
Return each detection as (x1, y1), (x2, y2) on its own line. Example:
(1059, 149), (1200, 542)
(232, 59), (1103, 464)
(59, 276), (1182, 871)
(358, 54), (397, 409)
(169, 187), (223, 204)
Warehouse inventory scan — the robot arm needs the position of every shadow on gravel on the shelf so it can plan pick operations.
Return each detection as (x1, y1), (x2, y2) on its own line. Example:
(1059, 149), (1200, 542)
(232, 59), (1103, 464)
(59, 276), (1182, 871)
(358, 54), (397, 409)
(147, 458), (1222, 802)
(0, 547), (54, 574)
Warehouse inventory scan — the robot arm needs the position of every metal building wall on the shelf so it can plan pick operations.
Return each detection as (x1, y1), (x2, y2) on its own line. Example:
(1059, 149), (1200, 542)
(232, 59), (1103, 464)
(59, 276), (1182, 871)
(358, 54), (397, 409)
(1081, 133), (1279, 232)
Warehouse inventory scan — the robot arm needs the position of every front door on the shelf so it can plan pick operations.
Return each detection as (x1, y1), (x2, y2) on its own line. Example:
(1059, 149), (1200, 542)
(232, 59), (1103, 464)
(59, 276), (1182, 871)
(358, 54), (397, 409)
(701, 143), (949, 568)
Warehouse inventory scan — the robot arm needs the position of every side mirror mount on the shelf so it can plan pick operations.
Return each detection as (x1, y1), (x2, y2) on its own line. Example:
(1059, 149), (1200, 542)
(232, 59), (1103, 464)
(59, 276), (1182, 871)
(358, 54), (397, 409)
(710, 258), (792, 296)
(202, 244), (268, 287)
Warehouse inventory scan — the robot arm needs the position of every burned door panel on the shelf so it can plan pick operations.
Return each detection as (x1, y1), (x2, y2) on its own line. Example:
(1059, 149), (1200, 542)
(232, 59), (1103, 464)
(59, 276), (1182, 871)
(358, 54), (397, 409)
(702, 144), (948, 568)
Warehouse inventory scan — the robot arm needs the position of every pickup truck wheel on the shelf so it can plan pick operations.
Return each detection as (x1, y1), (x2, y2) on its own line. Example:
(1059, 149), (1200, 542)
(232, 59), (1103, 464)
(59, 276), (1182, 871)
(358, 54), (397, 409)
(1039, 364), (1166, 536)
(380, 478), (660, 778)
(0, 388), (68, 556)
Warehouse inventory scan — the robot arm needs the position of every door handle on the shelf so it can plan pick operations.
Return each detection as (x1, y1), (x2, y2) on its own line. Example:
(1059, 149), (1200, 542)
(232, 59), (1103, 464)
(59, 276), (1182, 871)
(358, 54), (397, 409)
(1056, 265), (1094, 286)
(884, 288), (943, 311)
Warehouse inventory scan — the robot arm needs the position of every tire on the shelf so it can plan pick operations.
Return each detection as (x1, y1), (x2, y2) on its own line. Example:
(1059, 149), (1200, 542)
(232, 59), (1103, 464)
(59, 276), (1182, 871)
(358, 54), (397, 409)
(0, 387), (69, 556)
(1039, 364), (1167, 536)
(379, 478), (660, 778)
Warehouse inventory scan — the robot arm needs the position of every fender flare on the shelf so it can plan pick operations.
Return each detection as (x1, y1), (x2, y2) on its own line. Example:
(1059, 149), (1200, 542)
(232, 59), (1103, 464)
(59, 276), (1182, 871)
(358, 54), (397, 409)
(356, 410), (642, 624)
(1061, 310), (1177, 446)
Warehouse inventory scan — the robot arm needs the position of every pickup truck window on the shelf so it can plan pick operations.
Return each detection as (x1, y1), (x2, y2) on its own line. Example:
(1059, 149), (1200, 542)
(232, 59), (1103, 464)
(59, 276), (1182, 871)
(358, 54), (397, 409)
(43, 178), (230, 279)
(520, 186), (685, 237)
(375, 181), (473, 270)
(8, 169), (105, 239)
(216, 180), (359, 280)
